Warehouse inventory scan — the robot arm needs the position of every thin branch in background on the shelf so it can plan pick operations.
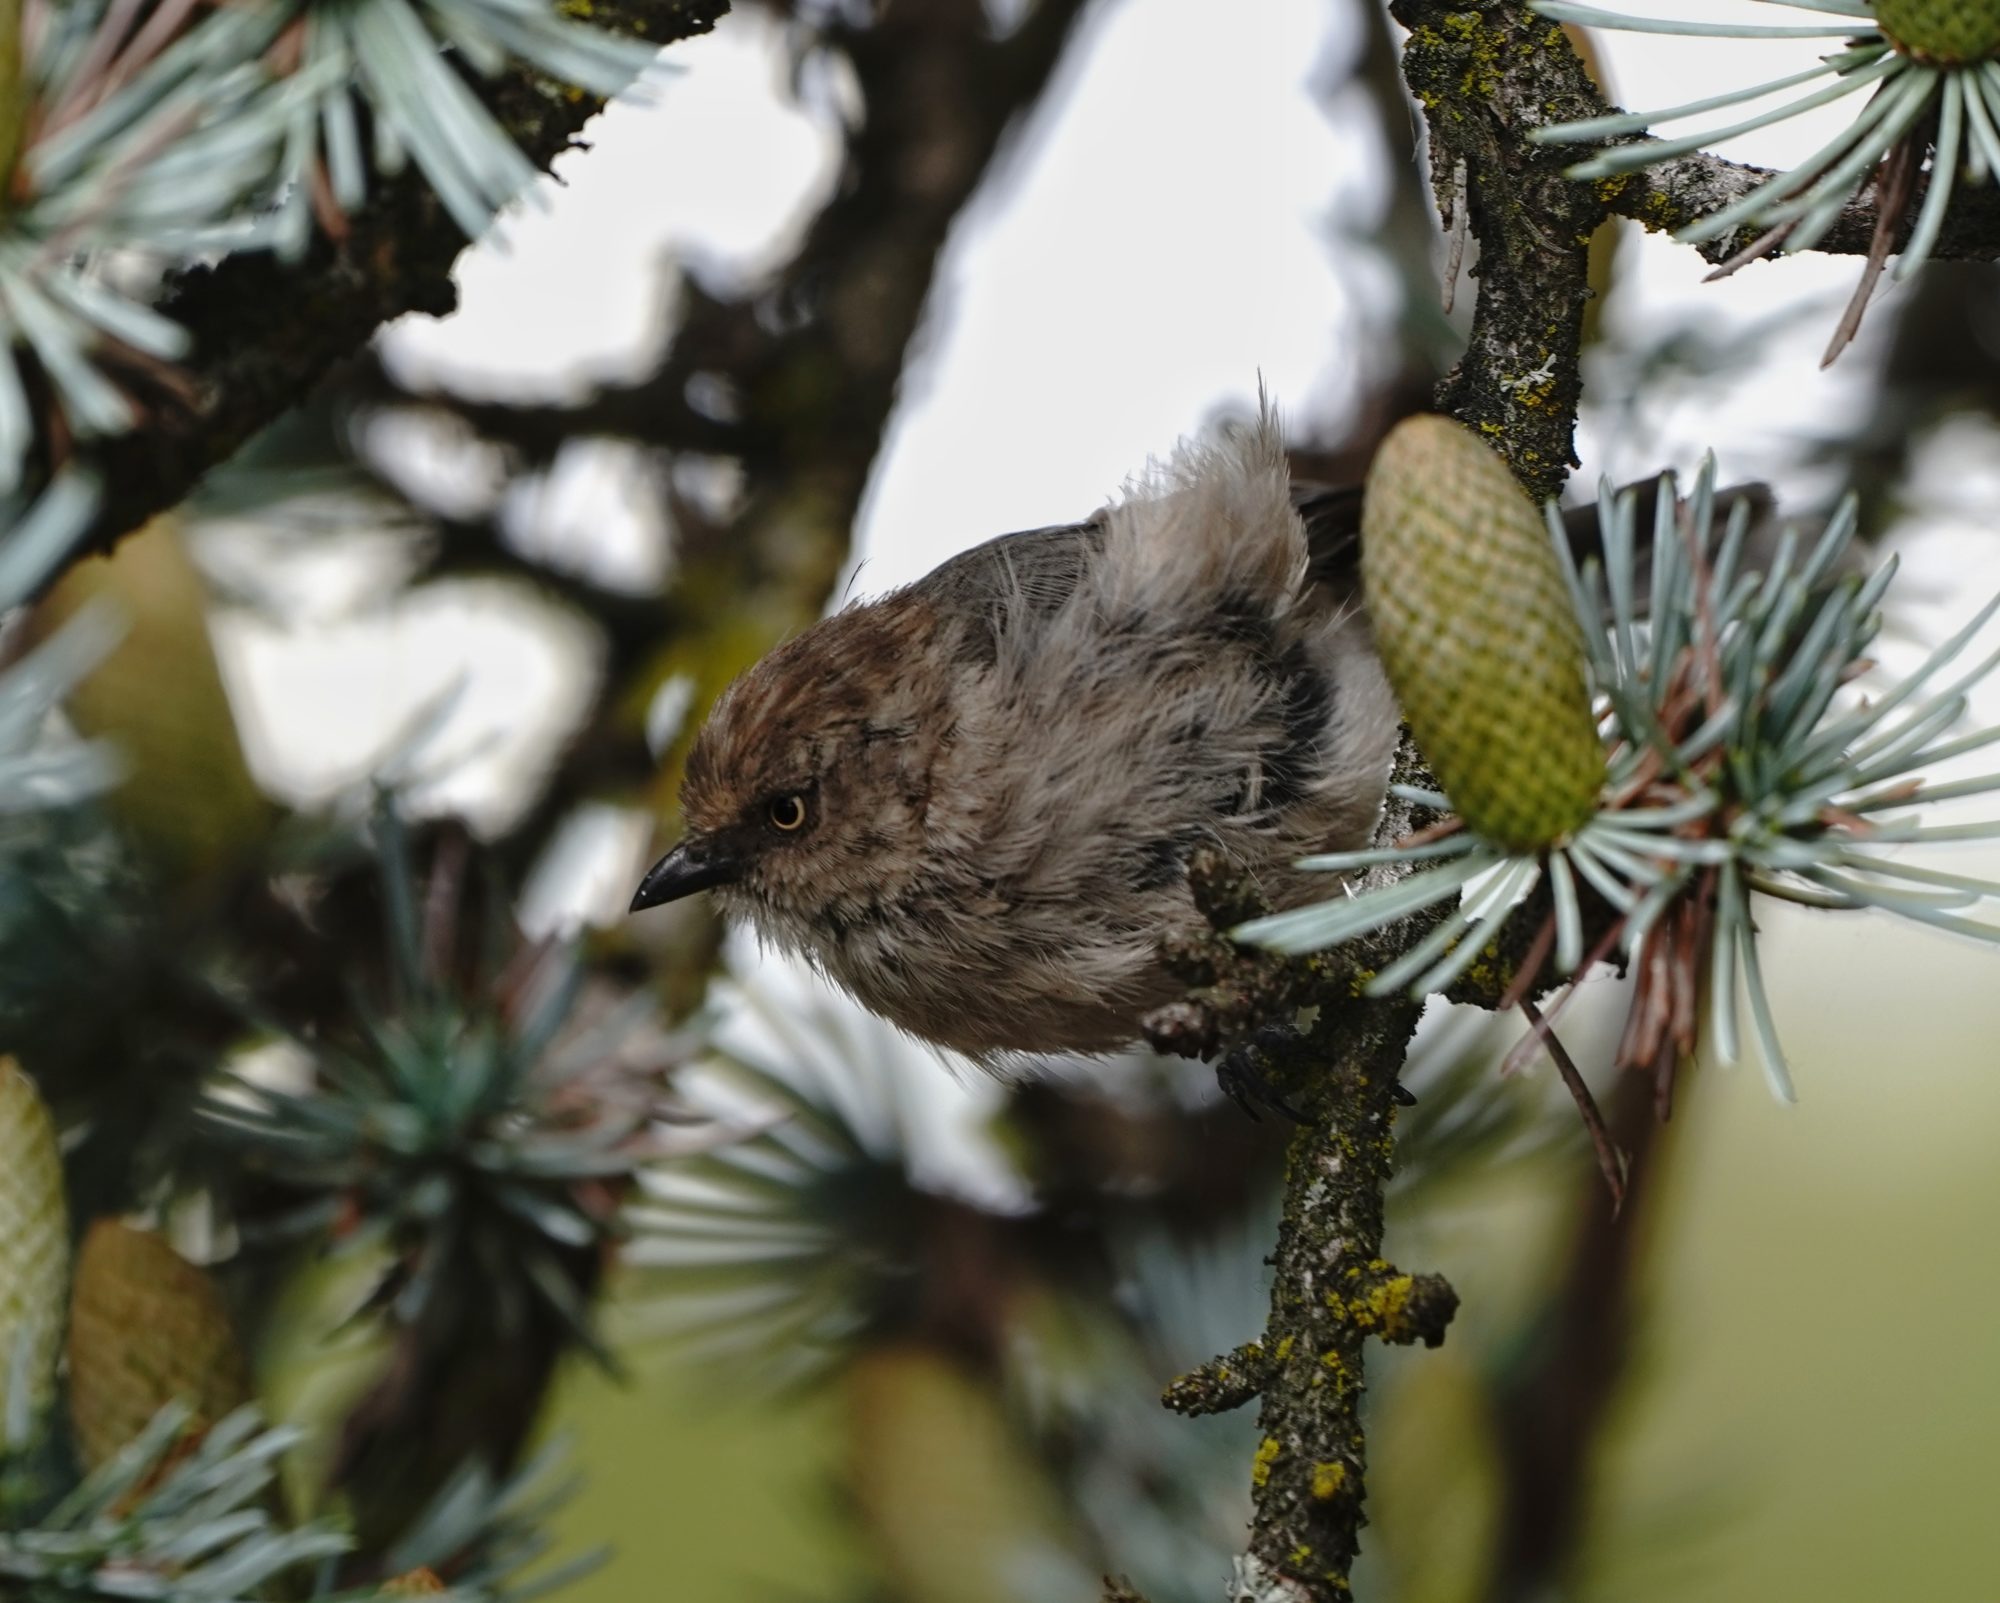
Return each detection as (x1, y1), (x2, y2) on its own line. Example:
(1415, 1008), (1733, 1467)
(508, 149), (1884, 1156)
(1442, 158), (1469, 316)
(1520, 995), (1624, 1210)
(1481, 1071), (1663, 1603)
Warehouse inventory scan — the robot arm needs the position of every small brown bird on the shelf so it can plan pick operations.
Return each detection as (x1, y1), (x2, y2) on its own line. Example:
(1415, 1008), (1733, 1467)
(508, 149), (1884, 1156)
(631, 409), (1399, 1064)
(630, 411), (1777, 1068)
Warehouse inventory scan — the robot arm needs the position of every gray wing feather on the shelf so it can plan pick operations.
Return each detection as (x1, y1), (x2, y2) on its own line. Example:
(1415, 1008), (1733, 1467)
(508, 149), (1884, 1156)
(918, 519), (1104, 615)
(915, 519), (1106, 666)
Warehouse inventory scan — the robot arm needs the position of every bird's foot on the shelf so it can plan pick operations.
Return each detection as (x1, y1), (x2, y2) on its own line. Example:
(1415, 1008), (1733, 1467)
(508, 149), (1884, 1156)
(1215, 1024), (1312, 1123)
(1214, 1022), (1418, 1120)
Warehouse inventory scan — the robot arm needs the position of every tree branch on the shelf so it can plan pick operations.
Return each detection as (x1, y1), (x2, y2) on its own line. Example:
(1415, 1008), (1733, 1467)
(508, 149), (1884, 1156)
(69, 0), (732, 560)
(1153, 15), (1619, 1590)
(1390, 2), (1613, 497)
(1481, 1071), (1659, 1603)
(1387, 1), (2000, 496)
(1608, 148), (2000, 268)
(1146, 752), (1464, 1600)
(1235, 1009), (1453, 1596)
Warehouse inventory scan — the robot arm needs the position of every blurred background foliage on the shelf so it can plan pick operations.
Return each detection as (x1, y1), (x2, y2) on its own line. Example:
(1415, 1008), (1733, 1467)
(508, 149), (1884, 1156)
(3, 0), (1999, 1600)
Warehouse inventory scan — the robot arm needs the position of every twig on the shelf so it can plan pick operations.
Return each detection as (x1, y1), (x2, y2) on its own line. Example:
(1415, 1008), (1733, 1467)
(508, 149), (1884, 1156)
(1481, 1072), (1662, 1603)
(1163, 1339), (1276, 1418)
(1521, 996), (1625, 1210)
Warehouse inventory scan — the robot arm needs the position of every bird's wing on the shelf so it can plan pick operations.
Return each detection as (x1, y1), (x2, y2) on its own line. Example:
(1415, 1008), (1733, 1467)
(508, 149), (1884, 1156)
(1293, 482), (1366, 590)
(915, 518), (1106, 663)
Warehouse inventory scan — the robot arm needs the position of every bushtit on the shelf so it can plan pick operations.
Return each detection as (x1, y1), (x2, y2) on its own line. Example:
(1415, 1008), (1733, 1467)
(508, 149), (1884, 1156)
(631, 409), (1396, 1063)
(630, 409), (1770, 1066)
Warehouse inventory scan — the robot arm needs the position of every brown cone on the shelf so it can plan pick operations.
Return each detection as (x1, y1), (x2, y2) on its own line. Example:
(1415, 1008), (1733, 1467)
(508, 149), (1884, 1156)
(67, 1220), (252, 1469)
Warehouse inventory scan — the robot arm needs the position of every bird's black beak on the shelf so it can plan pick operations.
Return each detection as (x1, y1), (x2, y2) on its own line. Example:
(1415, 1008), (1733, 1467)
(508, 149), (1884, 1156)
(630, 837), (742, 912)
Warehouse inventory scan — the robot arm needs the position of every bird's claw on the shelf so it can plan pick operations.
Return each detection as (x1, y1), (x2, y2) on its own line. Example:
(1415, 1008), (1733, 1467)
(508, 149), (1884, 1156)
(1214, 1023), (1418, 1119)
(1215, 1025), (1312, 1124)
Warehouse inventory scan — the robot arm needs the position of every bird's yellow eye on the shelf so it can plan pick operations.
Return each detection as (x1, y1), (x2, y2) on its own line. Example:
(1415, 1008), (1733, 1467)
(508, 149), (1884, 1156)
(767, 793), (809, 832)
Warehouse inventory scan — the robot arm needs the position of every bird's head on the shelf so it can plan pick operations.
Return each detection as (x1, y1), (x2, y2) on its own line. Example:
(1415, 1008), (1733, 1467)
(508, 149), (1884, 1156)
(630, 594), (947, 934)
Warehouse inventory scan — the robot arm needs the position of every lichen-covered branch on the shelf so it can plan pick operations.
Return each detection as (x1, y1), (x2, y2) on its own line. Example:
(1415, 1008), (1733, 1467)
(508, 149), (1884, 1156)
(1609, 148), (2000, 266)
(1387, 2), (1609, 498)
(1162, 1339), (1276, 1419)
(1141, 15), (1617, 1590)
(1229, 994), (1446, 1597)
(1128, 8), (1651, 1557)
(1150, 984), (1454, 1602)
(1145, 755), (1466, 1600)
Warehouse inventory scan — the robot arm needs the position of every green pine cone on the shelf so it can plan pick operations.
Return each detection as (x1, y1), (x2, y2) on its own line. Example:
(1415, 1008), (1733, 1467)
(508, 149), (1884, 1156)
(0, 1058), (68, 1430)
(67, 1220), (251, 1469)
(1361, 415), (1606, 851)
(1876, 0), (2000, 63)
